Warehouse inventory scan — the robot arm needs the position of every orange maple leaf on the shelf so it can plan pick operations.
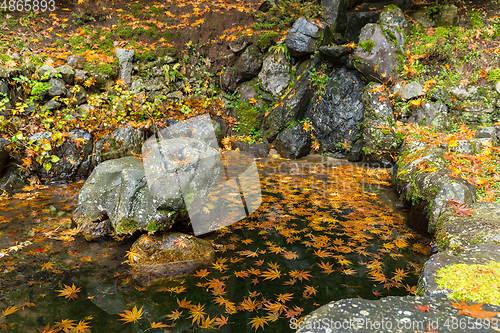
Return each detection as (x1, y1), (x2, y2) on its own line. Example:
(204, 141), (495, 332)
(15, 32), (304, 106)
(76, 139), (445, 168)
(450, 301), (500, 319)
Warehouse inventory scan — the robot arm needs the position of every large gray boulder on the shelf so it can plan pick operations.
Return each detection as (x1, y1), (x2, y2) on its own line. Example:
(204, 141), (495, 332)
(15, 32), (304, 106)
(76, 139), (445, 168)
(354, 23), (397, 83)
(305, 67), (364, 158)
(321, 0), (347, 34)
(78, 157), (160, 236)
(362, 82), (400, 165)
(379, 5), (409, 52)
(273, 122), (311, 159)
(262, 57), (320, 141)
(285, 17), (330, 58)
(258, 51), (290, 99)
(142, 137), (222, 216)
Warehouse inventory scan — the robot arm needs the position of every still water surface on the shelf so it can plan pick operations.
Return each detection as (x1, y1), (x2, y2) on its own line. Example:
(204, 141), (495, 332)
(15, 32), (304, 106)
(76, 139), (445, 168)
(0, 155), (430, 332)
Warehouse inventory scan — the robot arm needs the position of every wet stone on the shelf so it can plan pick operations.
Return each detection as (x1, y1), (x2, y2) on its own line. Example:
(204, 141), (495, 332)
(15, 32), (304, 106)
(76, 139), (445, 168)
(435, 202), (500, 251)
(72, 207), (113, 241)
(129, 232), (215, 285)
(419, 243), (500, 299)
(298, 295), (500, 333)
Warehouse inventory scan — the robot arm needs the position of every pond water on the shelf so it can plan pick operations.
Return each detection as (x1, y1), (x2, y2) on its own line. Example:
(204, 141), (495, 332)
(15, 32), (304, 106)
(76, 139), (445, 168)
(0, 154), (431, 332)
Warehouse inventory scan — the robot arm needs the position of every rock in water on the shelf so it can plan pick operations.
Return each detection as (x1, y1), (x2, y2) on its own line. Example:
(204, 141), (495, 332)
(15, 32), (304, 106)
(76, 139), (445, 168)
(129, 232), (215, 284)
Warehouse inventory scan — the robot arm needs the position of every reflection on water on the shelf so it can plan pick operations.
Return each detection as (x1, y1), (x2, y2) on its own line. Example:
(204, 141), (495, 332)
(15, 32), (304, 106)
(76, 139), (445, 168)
(0, 155), (430, 332)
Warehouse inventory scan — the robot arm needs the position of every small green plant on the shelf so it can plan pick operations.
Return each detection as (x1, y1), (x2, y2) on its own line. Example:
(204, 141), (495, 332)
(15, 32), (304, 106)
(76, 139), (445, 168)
(309, 63), (328, 95)
(487, 68), (500, 83)
(468, 10), (484, 29)
(360, 39), (375, 52)
(223, 90), (240, 112)
(268, 44), (290, 61)
(163, 63), (183, 84)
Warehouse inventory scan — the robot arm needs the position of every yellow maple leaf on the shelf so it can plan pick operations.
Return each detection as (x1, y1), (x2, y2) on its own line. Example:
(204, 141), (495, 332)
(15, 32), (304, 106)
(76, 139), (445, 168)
(249, 316), (268, 331)
(118, 305), (144, 324)
(57, 284), (81, 301)
(2, 305), (19, 316)
(54, 319), (76, 332)
(261, 268), (281, 281)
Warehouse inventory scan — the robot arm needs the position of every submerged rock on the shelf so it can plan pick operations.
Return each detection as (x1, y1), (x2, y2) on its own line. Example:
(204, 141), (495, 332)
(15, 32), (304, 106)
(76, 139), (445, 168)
(129, 232), (215, 284)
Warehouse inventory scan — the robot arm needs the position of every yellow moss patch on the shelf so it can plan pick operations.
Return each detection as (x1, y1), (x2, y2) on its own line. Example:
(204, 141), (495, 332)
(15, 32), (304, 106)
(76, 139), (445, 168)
(436, 261), (500, 306)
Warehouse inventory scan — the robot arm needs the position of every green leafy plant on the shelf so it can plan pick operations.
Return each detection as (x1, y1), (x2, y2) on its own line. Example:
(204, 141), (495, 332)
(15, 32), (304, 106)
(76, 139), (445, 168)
(360, 40), (375, 52)
(309, 63), (328, 96)
(268, 44), (290, 62)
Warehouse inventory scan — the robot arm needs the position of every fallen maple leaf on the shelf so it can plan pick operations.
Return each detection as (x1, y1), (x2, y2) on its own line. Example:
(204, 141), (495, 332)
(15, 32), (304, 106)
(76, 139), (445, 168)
(414, 304), (439, 312)
(2, 305), (19, 316)
(450, 300), (500, 319)
(249, 316), (268, 331)
(118, 305), (144, 324)
(57, 284), (81, 301)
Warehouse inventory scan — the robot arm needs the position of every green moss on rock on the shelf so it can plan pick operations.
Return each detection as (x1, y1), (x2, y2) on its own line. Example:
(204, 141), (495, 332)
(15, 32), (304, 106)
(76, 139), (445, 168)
(436, 261), (500, 305)
(116, 218), (138, 234)
(360, 39), (375, 52)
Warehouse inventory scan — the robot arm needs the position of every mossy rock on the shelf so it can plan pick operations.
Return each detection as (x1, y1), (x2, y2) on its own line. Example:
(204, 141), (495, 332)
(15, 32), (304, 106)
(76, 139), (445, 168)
(256, 31), (279, 53)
